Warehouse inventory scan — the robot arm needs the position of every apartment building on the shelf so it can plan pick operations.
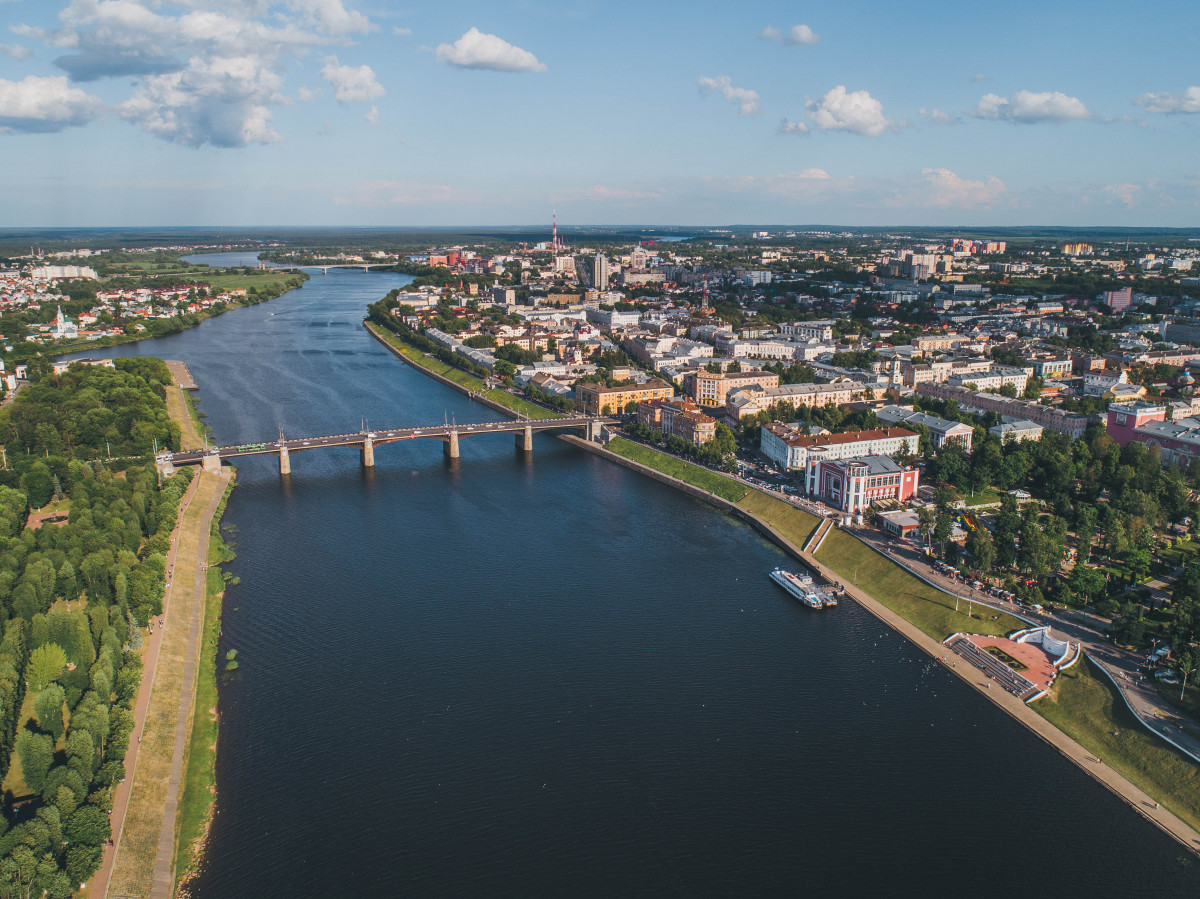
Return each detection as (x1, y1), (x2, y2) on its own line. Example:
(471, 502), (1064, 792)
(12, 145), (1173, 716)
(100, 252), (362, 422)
(725, 382), (869, 420)
(575, 378), (673, 415)
(637, 398), (718, 446)
(684, 369), (779, 407)
(915, 382), (1090, 439)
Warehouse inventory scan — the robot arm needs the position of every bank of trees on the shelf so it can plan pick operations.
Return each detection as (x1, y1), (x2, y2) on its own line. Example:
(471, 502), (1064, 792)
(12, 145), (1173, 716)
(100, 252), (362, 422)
(0, 356), (190, 894)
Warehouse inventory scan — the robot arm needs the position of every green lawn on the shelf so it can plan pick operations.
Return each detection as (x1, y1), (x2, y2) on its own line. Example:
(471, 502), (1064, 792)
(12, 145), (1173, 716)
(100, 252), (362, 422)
(484, 390), (561, 419)
(1037, 657), (1200, 834)
(815, 527), (1022, 640)
(1158, 537), (1200, 569)
(736, 489), (822, 549)
(959, 487), (1003, 506)
(1155, 677), (1200, 720)
(605, 438), (748, 503)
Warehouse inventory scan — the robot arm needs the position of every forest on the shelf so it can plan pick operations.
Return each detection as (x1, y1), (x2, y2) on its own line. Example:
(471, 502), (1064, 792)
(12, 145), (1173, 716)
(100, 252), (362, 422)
(0, 356), (189, 896)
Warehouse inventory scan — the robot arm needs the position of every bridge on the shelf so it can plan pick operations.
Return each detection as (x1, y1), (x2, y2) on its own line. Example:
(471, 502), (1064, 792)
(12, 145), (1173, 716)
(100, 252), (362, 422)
(313, 263), (396, 274)
(157, 415), (614, 476)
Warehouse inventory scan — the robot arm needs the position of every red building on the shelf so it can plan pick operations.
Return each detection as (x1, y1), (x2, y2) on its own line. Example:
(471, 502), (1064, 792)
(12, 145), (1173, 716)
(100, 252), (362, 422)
(813, 455), (919, 514)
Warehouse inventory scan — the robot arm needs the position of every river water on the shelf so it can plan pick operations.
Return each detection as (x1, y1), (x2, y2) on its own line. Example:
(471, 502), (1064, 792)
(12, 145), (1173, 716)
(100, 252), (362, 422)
(67, 253), (1196, 895)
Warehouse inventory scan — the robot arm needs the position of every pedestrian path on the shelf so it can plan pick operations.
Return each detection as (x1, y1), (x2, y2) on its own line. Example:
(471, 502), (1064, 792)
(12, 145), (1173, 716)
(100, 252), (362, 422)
(103, 468), (228, 899)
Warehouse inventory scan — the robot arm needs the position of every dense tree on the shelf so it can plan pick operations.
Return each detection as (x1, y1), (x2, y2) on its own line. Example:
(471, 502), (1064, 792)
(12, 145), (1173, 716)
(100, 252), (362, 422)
(966, 527), (995, 573)
(27, 644), (67, 691)
(33, 684), (65, 741)
(15, 730), (54, 792)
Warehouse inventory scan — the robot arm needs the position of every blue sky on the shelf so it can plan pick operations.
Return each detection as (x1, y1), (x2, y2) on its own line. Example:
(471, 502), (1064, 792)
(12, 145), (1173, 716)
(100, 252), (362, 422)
(0, 0), (1197, 227)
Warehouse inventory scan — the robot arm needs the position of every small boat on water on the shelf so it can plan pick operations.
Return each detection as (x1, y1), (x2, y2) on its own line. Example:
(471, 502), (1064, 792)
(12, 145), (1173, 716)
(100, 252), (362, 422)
(769, 568), (835, 609)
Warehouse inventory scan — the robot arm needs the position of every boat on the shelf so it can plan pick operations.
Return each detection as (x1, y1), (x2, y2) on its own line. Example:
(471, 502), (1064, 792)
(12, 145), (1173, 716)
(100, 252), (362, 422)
(769, 568), (827, 609)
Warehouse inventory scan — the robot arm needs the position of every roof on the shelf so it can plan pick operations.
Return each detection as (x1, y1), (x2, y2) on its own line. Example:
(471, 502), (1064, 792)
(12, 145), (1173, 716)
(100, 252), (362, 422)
(823, 454), (905, 475)
(877, 405), (973, 435)
(766, 422), (918, 448)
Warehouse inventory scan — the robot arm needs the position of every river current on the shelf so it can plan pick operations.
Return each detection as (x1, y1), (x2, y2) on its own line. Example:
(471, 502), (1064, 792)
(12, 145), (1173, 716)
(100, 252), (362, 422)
(66, 253), (1197, 895)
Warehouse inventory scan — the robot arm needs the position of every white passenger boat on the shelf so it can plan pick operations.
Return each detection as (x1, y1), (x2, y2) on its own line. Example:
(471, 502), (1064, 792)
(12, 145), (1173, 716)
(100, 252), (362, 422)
(769, 568), (827, 609)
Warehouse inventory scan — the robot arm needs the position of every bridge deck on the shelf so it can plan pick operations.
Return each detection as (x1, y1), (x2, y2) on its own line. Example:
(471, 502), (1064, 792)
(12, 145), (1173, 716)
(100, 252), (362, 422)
(162, 416), (613, 464)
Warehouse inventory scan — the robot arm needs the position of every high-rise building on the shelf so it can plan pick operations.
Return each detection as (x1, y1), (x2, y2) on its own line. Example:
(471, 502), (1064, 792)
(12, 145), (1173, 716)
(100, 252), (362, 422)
(1103, 287), (1133, 312)
(591, 253), (609, 290)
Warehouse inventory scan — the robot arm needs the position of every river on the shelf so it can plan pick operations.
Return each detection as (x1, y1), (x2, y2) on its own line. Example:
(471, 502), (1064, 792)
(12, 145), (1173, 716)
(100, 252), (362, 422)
(66, 252), (1197, 895)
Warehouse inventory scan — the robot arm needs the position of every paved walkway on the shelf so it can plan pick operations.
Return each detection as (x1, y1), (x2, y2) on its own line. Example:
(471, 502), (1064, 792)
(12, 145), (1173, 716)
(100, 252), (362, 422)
(100, 468), (228, 899)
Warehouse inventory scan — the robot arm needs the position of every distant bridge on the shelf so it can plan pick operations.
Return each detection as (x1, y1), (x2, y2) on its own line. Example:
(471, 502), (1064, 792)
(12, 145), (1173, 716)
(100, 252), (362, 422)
(157, 416), (614, 476)
(312, 263), (396, 274)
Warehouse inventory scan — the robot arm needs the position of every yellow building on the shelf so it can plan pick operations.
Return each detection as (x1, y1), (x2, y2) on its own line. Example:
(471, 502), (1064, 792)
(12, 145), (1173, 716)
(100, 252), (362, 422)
(683, 369), (779, 407)
(576, 378), (673, 415)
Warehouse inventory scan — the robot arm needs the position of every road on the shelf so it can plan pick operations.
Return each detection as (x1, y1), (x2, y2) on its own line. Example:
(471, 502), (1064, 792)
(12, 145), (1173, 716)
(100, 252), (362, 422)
(163, 416), (612, 465)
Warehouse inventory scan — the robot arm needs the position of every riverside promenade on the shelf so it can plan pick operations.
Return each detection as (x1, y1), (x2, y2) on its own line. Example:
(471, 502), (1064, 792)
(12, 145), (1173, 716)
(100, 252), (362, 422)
(101, 467), (229, 898)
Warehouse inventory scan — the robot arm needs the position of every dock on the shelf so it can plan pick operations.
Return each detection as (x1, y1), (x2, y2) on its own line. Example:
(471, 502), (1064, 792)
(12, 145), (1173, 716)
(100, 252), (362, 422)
(165, 360), (198, 390)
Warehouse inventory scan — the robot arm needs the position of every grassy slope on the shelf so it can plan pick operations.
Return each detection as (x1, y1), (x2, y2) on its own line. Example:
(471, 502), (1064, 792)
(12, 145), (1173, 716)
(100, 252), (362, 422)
(366, 322), (562, 419)
(736, 489), (822, 549)
(604, 437), (748, 503)
(815, 527), (1022, 640)
(172, 497), (233, 885)
(1037, 657), (1200, 834)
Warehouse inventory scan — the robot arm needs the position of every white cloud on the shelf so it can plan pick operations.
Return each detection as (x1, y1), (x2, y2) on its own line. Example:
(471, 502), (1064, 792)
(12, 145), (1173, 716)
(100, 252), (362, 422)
(435, 27), (546, 72)
(918, 107), (960, 126)
(393, 26), (412, 37)
(0, 74), (101, 133)
(364, 104), (378, 126)
(0, 44), (33, 61)
(12, 0), (382, 146)
(777, 118), (810, 135)
(118, 56), (284, 147)
(805, 85), (895, 136)
(758, 24), (818, 45)
(1133, 86), (1200, 114)
(697, 75), (760, 116)
(970, 90), (1091, 123)
(297, 86), (321, 102)
(319, 56), (383, 103)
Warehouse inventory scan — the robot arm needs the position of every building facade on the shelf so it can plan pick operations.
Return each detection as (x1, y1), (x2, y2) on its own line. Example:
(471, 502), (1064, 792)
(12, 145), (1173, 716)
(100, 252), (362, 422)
(812, 455), (920, 514)
(684, 369), (779, 407)
(575, 378), (673, 415)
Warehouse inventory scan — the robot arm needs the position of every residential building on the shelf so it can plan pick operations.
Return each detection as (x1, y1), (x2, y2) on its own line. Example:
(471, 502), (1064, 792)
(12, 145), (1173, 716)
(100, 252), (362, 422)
(916, 382), (1091, 439)
(777, 320), (834, 341)
(684, 369), (779, 407)
(591, 253), (609, 290)
(876, 405), (975, 451)
(989, 420), (1044, 443)
(1032, 357), (1073, 379)
(760, 423), (919, 474)
(575, 378), (673, 415)
(1104, 287), (1133, 312)
(725, 382), (869, 420)
(637, 398), (718, 446)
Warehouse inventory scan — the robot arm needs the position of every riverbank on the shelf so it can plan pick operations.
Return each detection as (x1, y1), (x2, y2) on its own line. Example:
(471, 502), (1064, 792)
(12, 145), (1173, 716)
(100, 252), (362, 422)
(371, 315), (1200, 853)
(561, 434), (1200, 852)
(52, 270), (308, 361)
(364, 320), (557, 419)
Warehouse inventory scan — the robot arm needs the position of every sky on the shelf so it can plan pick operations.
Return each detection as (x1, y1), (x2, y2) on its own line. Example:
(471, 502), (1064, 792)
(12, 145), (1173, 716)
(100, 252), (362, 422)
(0, 0), (1198, 228)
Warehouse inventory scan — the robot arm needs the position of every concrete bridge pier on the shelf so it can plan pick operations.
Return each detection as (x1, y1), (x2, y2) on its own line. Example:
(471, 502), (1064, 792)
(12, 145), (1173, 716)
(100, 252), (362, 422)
(516, 425), (533, 453)
(156, 460), (176, 480)
(444, 430), (460, 460)
(201, 455), (221, 473)
(279, 446), (291, 476)
(362, 436), (375, 468)
(587, 420), (602, 442)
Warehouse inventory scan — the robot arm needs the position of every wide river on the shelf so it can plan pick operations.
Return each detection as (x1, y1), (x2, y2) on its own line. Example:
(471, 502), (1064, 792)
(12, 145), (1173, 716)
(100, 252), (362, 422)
(70, 253), (1196, 895)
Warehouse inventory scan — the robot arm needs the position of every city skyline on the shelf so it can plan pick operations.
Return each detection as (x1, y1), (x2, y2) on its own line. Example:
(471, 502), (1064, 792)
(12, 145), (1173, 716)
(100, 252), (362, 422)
(0, 0), (1198, 227)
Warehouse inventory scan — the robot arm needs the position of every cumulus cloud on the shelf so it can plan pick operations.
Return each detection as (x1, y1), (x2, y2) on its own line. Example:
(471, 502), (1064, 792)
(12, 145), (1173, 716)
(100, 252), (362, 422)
(805, 85), (895, 136)
(12, 0), (380, 147)
(697, 75), (761, 116)
(0, 44), (33, 61)
(118, 56), (284, 147)
(913, 168), (1007, 208)
(319, 56), (384, 103)
(0, 74), (101, 133)
(758, 24), (819, 45)
(393, 26), (412, 36)
(1133, 86), (1200, 114)
(970, 90), (1091, 123)
(297, 86), (322, 102)
(778, 118), (810, 135)
(435, 27), (546, 72)
(364, 104), (378, 126)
